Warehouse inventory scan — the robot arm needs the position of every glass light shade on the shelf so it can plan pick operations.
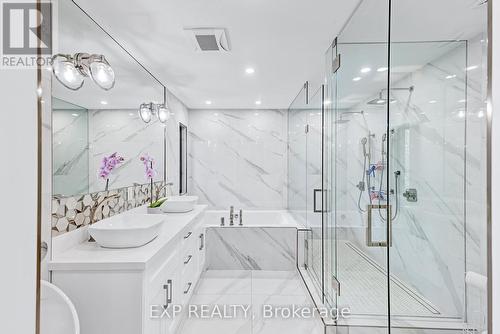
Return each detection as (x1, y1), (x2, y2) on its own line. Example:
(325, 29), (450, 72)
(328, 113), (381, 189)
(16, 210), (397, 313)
(139, 104), (152, 123)
(52, 56), (84, 90)
(89, 60), (115, 90)
(157, 105), (170, 123)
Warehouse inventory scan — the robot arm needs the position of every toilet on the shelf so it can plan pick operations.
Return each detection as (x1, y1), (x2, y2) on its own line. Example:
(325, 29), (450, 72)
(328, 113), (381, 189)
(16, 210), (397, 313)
(40, 280), (80, 334)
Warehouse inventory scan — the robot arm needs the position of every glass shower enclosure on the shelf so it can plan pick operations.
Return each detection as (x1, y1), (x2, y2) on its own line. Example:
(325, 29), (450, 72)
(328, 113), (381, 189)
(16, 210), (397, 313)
(290, 0), (488, 332)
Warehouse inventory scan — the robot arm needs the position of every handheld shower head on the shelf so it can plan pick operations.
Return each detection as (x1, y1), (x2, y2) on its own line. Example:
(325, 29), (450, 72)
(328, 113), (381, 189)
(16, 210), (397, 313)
(381, 133), (387, 156)
(361, 137), (368, 157)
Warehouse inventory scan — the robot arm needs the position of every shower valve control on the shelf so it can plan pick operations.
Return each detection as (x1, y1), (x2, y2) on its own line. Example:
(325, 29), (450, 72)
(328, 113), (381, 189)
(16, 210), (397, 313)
(403, 188), (418, 202)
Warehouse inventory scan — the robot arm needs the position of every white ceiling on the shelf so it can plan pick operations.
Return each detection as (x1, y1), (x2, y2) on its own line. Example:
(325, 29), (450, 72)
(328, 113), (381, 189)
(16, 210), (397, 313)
(73, 0), (359, 109)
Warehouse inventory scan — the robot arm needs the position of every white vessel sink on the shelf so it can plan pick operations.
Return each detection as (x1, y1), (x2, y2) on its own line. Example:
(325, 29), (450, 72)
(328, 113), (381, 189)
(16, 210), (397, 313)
(88, 214), (163, 248)
(160, 196), (198, 213)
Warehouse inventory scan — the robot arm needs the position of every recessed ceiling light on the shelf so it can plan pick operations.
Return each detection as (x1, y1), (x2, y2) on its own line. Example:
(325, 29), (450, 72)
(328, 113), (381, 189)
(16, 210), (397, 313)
(352, 77), (362, 82)
(255, 100), (262, 105)
(245, 68), (255, 74)
(360, 67), (371, 73)
(377, 67), (388, 72)
(429, 100), (437, 104)
(205, 100), (212, 105)
(100, 100), (108, 105)
(445, 74), (457, 79)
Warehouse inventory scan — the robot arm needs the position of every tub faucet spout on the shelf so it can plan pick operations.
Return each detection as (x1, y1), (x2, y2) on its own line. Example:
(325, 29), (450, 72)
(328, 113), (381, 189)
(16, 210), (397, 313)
(229, 206), (234, 226)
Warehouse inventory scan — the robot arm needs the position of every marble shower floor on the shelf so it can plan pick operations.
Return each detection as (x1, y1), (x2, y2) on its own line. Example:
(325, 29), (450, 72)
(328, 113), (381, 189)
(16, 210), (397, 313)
(178, 270), (324, 334)
(309, 239), (442, 317)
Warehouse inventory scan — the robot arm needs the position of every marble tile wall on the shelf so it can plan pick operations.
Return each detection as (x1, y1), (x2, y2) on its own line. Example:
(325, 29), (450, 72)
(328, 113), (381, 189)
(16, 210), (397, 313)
(51, 181), (166, 236)
(188, 109), (287, 209)
(205, 227), (296, 270)
(88, 109), (165, 193)
(52, 102), (89, 197)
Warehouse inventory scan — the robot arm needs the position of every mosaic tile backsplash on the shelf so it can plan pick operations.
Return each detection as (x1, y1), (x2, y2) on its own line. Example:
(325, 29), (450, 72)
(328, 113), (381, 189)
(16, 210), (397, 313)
(51, 181), (166, 236)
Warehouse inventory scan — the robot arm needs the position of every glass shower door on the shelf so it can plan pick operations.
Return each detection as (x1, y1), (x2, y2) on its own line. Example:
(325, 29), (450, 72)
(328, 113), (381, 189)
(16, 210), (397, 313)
(323, 0), (391, 327)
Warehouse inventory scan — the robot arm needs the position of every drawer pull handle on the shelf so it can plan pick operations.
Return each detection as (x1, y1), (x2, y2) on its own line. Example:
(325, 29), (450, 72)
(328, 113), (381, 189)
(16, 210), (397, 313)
(183, 282), (192, 294)
(184, 255), (192, 264)
(163, 279), (172, 309)
(184, 232), (192, 239)
(199, 233), (204, 250)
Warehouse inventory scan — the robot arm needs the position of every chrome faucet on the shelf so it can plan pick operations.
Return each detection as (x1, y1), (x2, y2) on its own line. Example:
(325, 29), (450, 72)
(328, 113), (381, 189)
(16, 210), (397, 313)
(229, 206), (234, 226)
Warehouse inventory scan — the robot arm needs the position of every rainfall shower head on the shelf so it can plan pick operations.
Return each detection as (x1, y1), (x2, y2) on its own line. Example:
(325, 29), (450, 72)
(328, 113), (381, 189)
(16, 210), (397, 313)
(334, 110), (364, 124)
(367, 91), (396, 105)
(367, 86), (414, 105)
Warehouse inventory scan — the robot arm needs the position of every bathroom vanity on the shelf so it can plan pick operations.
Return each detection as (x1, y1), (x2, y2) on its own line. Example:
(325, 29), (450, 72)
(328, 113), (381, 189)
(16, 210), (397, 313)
(48, 205), (207, 334)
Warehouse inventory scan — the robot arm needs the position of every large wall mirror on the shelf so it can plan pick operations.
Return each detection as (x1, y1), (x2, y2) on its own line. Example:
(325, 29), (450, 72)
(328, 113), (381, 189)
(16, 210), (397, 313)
(52, 0), (166, 198)
(49, 0), (169, 240)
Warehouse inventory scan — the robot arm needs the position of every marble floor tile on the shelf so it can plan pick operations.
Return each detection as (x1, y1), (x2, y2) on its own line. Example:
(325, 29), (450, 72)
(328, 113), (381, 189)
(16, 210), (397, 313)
(194, 270), (252, 295)
(251, 271), (306, 296)
(180, 270), (323, 334)
(251, 294), (323, 334)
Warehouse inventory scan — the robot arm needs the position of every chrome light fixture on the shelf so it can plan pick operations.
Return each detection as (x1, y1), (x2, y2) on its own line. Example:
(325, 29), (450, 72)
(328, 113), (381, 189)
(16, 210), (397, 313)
(51, 53), (115, 91)
(138, 102), (170, 124)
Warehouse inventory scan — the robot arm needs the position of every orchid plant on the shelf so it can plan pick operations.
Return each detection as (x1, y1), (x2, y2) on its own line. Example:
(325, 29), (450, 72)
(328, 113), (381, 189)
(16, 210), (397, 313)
(140, 154), (156, 180)
(98, 152), (124, 191)
(141, 154), (159, 207)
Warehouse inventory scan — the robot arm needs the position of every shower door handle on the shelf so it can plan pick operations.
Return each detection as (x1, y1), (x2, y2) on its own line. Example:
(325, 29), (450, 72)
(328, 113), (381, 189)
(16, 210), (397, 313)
(313, 189), (322, 213)
(366, 204), (392, 247)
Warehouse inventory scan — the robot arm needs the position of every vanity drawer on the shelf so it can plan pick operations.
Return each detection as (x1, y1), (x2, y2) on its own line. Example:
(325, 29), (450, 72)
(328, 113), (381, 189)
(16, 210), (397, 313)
(145, 251), (181, 334)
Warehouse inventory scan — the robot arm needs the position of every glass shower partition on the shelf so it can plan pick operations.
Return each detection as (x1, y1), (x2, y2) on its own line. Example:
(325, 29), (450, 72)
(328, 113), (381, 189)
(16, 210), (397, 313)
(289, 1), (487, 332)
(288, 83), (329, 304)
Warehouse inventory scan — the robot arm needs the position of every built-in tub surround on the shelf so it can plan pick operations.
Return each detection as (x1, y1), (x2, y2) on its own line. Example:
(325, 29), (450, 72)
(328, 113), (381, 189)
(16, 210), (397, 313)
(204, 210), (300, 271)
(51, 181), (166, 236)
(188, 109), (287, 209)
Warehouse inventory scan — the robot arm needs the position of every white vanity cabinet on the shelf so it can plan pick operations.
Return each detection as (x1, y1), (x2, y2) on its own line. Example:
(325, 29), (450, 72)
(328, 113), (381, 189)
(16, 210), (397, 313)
(50, 205), (207, 334)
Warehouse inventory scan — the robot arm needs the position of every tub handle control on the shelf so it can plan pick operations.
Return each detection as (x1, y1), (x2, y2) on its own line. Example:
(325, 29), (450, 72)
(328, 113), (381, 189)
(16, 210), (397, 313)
(184, 255), (192, 264)
(184, 231), (192, 239)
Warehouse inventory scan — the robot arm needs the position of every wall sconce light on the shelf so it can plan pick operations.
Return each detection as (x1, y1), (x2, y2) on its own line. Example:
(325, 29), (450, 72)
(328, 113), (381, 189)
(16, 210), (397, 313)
(139, 102), (170, 124)
(51, 53), (115, 91)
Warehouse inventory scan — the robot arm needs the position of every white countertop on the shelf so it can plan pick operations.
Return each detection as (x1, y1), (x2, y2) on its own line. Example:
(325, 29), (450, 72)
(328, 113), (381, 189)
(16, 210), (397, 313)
(48, 205), (207, 271)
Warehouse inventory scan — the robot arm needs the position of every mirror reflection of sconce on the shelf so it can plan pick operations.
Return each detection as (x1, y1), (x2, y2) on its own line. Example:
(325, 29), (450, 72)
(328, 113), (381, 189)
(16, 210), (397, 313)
(51, 53), (116, 91)
(139, 102), (170, 124)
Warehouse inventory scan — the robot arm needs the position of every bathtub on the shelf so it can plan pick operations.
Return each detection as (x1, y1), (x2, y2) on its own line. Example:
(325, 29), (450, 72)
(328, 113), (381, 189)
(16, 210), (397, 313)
(203, 210), (301, 228)
(203, 210), (301, 270)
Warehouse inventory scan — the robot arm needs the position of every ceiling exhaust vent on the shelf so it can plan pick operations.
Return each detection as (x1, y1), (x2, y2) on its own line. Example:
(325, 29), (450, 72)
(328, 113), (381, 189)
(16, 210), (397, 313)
(184, 28), (231, 52)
